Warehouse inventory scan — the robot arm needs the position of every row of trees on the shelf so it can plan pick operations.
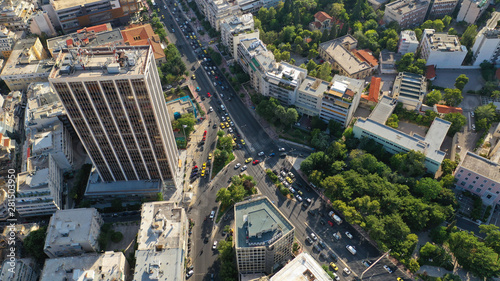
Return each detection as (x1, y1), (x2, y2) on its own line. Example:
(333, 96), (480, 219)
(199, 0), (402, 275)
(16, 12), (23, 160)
(216, 175), (257, 207)
(255, 97), (299, 128)
(158, 44), (187, 85)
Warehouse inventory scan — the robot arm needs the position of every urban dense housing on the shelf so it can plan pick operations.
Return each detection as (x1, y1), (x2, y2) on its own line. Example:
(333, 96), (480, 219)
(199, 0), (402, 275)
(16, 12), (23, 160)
(384, 0), (429, 29)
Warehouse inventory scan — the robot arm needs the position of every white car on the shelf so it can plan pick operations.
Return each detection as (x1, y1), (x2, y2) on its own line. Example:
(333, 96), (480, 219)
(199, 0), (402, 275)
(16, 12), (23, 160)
(228, 128), (233, 133)
(383, 265), (393, 273)
(295, 194), (303, 202)
(345, 231), (353, 239)
(332, 272), (340, 281)
(209, 106), (213, 112)
(333, 233), (340, 240)
(212, 241), (218, 249)
(234, 163), (241, 169)
(209, 210), (215, 219)
(343, 268), (351, 275)
(310, 233), (317, 240)
(278, 147), (285, 151)
(241, 165), (247, 171)
(258, 151), (265, 156)
(186, 270), (194, 278)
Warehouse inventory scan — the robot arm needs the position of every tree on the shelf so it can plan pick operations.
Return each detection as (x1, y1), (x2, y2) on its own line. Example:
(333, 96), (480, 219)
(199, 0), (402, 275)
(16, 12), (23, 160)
(172, 113), (196, 137)
(407, 258), (421, 273)
(433, 19), (445, 32)
(460, 25), (478, 48)
(443, 88), (463, 106)
(316, 61), (332, 81)
(443, 15), (452, 27)
(426, 90), (442, 106)
(111, 231), (123, 243)
(386, 114), (399, 128)
(448, 28), (458, 35)
(454, 74), (469, 91)
(283, 108), (298, 128)
(415, 177), (443, 201)
(217, 136), (233, 152)
(443, 112), (466, 136)
(475, 103), (497, 124)
(24, 226), (48, 261)
(328, 119), (343, 138)
(480, 224), (500, 254)
(216, 188), (232, 205)
(440, 159), (458, 176)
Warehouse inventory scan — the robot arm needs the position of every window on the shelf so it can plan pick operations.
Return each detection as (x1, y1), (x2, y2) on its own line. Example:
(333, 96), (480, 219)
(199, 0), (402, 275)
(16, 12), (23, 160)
(468, 173), (471, 176)
(468, 185), (473, 189)
(465, 177), (468, 180)
(461, 181), (466, 186)
(487, 194), (492, 199)
(473, 181), (476, 184)
(476, 176), (479, 180)
(476, 188), (482, 193)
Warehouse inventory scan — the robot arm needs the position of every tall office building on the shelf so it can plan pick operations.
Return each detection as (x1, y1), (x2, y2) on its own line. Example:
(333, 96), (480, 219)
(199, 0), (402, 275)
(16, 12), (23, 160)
(48, 45), (178, 183)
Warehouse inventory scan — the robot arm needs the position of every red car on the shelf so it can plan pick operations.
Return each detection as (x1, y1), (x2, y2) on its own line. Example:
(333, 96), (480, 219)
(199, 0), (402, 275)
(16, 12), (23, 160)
(252, 160), (260, 165)
(192, 166), (198, 170)
(328, 221), (334, 227)
(215, 76), (218, 80)
(203, 130), (207, 136)
(207, 93), (211, 97)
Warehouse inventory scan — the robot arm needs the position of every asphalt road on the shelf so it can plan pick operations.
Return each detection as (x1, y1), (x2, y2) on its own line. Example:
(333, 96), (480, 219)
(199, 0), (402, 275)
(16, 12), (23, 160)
(159, 2), (408, 281)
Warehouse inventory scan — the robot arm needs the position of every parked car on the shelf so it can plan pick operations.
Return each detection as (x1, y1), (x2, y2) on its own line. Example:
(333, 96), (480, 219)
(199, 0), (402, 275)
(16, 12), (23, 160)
(345, 231), (353, 239)
(383, 265), (393, 273)
(209, 210), (215, 219)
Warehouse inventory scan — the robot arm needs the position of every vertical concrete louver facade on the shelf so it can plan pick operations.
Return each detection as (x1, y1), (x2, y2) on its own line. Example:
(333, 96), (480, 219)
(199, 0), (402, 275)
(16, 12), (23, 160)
(48, 46), (178, 184)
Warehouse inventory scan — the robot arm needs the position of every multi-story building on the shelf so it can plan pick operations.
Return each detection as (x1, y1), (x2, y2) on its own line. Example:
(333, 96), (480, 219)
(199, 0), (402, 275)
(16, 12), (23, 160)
(456, 0), (488, 24)
(0, 258), (38, 281)
(309, 11), (333, 32)
(353, 96), (451, 174)
(270, 253), (334, 281)
(428, 0), (458, 18)
(47, 23), (124, 57)
(122, 24), (166, 65)
(25, 82), (67, 130)
(318, 35), (373, 79)
(0, 90), (22, 135)
(134, 202), (188, 281)
(471, 12), (500, 66)
(319, 75), (363, 127)
(419, 29), (467, 68)
(0, 37), (52, 92)
(455, 151), (500, 206)
(16, 154), (63, 217)
(398, 30), (419, 54)
(266, 63), (307, 106)
(234, 196), (295, 274)
(237, 38), (273, 92)
(42, 0), (140, 33)
(49, 45), (178, 184)
(379, 50), (401, 74)
(0, 187), (8, 220)
(40, 252), (129, 281)
(29, 11), (57, 37)
(220, 14), (259, 59)
(30, 120), (73, 171)
(384, 0), (430, 29)
(392, 72), (427, 110)
(0, 26), (23, 59)
(43, 208), (102, 258)
(0, 0), (34, 32)
(296, 77), (329, 117)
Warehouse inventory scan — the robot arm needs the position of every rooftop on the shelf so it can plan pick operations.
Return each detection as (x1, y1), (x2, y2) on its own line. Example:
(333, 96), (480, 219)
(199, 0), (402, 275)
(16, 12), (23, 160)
(270, 253), (333, 281)
(0, 38), (53, 77)
(221, 13), (255, 33)
(266, 62), (306, 88)
(423, 29), (465, 52)
(17, 168), (50, 191)
(299, 76), (330, 97)
(134, 249), (184, 281)
(400, 30), (419, 43)
(40, 252), (127, 281)
(369, 96), (397, 123)
(460, 151), (500, 181)
(52, 0), (106, 11)
(319, 36), (372, 76)
(386, 0), (429, 14)
(314, 11), (332, 22)
(353, 49), (378, 67)
(85, 167), (162, 196)
(434, 104), (463, 114)
(379, 50), (401, 70)
(121, 24), (164, 61)
(234, 196), (294, 249)
(477, 11), (500, 39)
(366, 76), (381, 103)
(26, 82), (65, 125)
(44, 208), (100, 248)
(393, 72), (427, 101)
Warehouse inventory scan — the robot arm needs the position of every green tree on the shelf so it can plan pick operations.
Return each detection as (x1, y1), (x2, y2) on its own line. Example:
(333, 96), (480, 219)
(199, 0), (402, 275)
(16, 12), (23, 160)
(327, 119), (343, 138)
(386, 114), (399, 128)
(460, 25), (478, 48)
(24, 226), (48, 261)
(448, 28), (458, 35)
(407, 258), (421, 273)
(443, 88), (463, 106)
(283, 108), (299, 128)
(443, 112), (466, 136)
(433, 19), (445, 32)
(480, 224), (500, 254)
(454, 74), (469, 91)
(415, 177), (443, 201)
(390, 150), (426, 177)
(217, 136), (234, 152)
(216, 188), (232, 205)
(426, 90), (442, 106)
(316, 61), (332, 81)
(111, 231), (123, 243)
(443, 15), (452, 27)
(475, 103), (497, 124)
(442, 274), (462, 281)
(440, 159), (458, 176)
(172, 113), (196, 137)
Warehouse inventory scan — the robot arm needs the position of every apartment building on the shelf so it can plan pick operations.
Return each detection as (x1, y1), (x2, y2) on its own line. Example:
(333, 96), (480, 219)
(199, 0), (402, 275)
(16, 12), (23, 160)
(16, 154), (63, 217)
(49, 46), (178, 184)
(0, 258), (38, 281)
(419, 29), (467, 68)
(471, 12), (500, 66)
(455, 151), (500, 206)
(353, 96), (451, 174)
(234, 196), (295, 274)
(0, 188), (8, 221)
(42, 0), (140, 33)
(0, 37), (52, 92)
(309, 11), (333, 32)
(429, 0), (458, 18)
(25, 82), (67, 130)
(41, 252), (129, 281)
(237, 38), (275, 94)
(122, 24), (166, 64)
(0, 26), (23, 59)
(0, 90), (22, 135)
(196, 0), (242, 31)
(47, 23), (123, 57)
(29, 11), (57, 37)
(296, 77), (329, 117)
(266, 63), (307, 106)
(220, 14), (259, 59)
(319, 75), (363, 127)
(134, 202), (188, 281)
(398, 30), (419, 54)
(384, 0), (430, 29)
(392, 72), (427, 110)
(379, 50), (401, 74)
(318, 35), (373, 79)
(270, 253), (333, 281)
(0, 0), (34, 32)
(30, 121), (73, 171)
(456, 0), (488, 24)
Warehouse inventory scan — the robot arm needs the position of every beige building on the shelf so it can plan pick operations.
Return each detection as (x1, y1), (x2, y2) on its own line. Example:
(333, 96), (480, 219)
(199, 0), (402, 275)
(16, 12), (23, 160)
(318, 35), (373, 79)
(456, 0), (488, 24)
(0, 0), (34, 32)
(384, 0), (429, 29)
(398, 30), (419, 54)
(471, 12), (500, 66)
(234, 196), (295, 274)
(0, 27), (24, 59)
(220, 14), (259, 59)
(270, 253), (334, 281)
(0, 37), (52, 92)
(29, 11), (57, 37)
(0, 258), (38, 281)
(296, 76), (329, 117)
(429, 0), (458, 18)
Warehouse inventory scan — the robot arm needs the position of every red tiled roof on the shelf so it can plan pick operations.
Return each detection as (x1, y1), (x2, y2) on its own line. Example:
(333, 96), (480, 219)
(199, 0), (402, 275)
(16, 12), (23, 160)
(496, 68), (500, 80)
(345, 89), (355, 97)
(121, 24), (165, 61)
(353, 49), (378, 67)
(312, 22), (322, 29)
(3, 139), (9, 147)
(66, 39), (73, 47)
(77, 24), (110, 34)
(314, 11), (332, 23)
(304, 37), (313, 43)
(435, 104), (463, 114)
(367, 77), (381, 103)
(426, 65), (436, 80)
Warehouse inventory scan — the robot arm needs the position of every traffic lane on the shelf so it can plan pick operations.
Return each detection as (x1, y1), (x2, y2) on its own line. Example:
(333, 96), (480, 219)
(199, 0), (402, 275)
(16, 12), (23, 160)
(161, 5), (197, 63)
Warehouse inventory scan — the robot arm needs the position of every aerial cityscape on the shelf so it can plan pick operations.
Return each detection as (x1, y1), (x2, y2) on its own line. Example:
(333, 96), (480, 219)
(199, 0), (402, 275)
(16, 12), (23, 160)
(0, 0), (500, 279)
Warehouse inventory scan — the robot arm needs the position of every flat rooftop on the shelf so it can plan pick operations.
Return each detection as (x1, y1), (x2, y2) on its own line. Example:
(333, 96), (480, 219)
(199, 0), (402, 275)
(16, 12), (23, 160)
(369, 96), (397, 124)
(85, 168), (161, 196)
(134, 249), (184, 281)
(270, 253), (333, 281)
(460, 151), (500, 181)
(234, 196), (294, 249)
(423, 30), (464, 52)
(52, 0), (106, 10)
(386, 0), (429, 13)
(401, 30), (419, 43)
(425, 118), (452, 153)
(221, 13), (254, 32)
(299, 76), (330, 98)
(18, 168), (49, 191)
(44, 208), (99, 248)
(47, 29), (123, 54)
(393, 72), (426, 101)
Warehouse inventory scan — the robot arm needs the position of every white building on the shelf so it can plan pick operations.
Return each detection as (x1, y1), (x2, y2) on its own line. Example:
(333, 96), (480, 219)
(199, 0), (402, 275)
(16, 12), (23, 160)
(384, 0), (429, 29)
(296, 77), (330, 117)
(25, 82), (66, 130)
(398, 30), (419, 55)
(0, 258), (38, 281)
(40, 252), (129, 281)
(237, 38), (275, 94)
(29, 121), (73, 171)
(220, 14), (259, 59)
(319, 75), (363, 127)
(471, 12), (500, 66)
(0, 26), (23, 59)
(419, 29), (467, 68)
(266, 62), (307, 106)
(456, 0), (488, 24)
(134, 202), (188, 281)
(43, 208), (102, 258)
(0, 90), (22, 135)
(0, 0), (34, 32)
(270, 253), (334, 281)
(16, 154), (63, 217)
(29, 11), (56, 37)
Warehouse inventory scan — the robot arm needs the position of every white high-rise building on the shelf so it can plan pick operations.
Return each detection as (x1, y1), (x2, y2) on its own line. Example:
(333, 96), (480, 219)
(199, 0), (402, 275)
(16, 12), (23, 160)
(471, 12), (500, 66)
(456, 0), (488, 24)
(49, 46), (178, 184)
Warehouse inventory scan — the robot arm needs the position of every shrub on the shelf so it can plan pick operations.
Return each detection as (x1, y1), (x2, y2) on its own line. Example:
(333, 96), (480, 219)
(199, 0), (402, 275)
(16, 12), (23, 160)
(111, 231), (124, 243)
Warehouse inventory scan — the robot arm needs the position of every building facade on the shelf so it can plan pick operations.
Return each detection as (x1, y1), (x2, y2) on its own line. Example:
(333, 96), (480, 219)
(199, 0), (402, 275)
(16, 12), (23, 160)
(0, 0), (34, 32)
(0, 27), (23, 59)
(309, 11), (333, 32)
(456, 0), (488, 24)
(429, 0), (458, 18)
(29, 11), (57, 37)
(49, 46), (178, 184)
(43, 208), (103, 258)
(471, 12), (500, 66)
(296, 77), (329, 117)
(419, 29), (467, 68)
(319, 75), (363, 127)
(0, 258), (38, 281)
(234, 196), (295, 274)
(398, 30), (419, 54)
(220, 14), (259, 59)
(384, 0), (430, 29)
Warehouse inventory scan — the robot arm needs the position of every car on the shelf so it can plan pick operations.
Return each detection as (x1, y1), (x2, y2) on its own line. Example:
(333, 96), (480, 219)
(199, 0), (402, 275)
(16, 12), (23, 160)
(228, 128), (233, 133)
(196, 87), (200, 92)
(186, 270), (194, 278)
(308, 210), (316, 216)
(279, 147), (286, 151)
(343, 268), (351, 275)
(397, 278), (403, 281)
(313, 244), (321, 252)
(213, 82), (217, 86)
(202, 162), (206, 169)
(203, 130), (207, 136)
(319, 252), (327, 259)
(269, 153), (275, 157)
(306, 198), (312, 204)
(209, 106), (213, 112)
(258, 151), (265, 156)
(329, 252), (338, 261)
(310, 233), (317, 240)
(235, 163), (241, 169)
(472, 124), (476, 130)
(318, 240), (326, 248)
(252, 159), (260, 165)
(225, 122), (229, 127)
(208, 153), (212, 160)
(362, 260), (372, 267)
(333, 233), (340, 240)
(201, 170), (205, 177)
(345, 231), (353, 239)
(332, 272), (340, 281)
(164, 5), (167, 8)
(241, 165), (247, 171)
(288, 172), (295, 179)
(245, 158), (253, 163)
(383, 265), (393, 273)
(328, 221), (334, 226)
(471, 111), (475, 117)
(192, 165), (198, 170)
(201, 96), (205, 101)
(286, 177), (293, 184)
(221, 116), (226, 122)
(330, 262), (339, 271)
(280, 152), (287, 157)
(295, 194), (303, 201)
(204, 237), (209, 243)
(230, 121), (234, 127)
(213, 241), (218, 249)
(172, 28), (175, 32)
(207, 92), (211, 97)
(241, 139), (246, 145)
(220, 123), (225, 129)
(209, 210), (215, 219)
